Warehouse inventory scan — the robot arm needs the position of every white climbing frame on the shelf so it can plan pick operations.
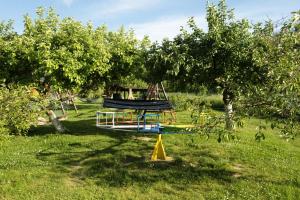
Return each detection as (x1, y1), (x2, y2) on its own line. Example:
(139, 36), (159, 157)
(96, 111), (115, 128)
(96, 111), (161, 131)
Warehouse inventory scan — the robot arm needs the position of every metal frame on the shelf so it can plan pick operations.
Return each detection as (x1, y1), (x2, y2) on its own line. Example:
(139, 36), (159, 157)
(96, 112), (115, 128)
(96, 111), (162, 133)
(137, 113), (161, 133)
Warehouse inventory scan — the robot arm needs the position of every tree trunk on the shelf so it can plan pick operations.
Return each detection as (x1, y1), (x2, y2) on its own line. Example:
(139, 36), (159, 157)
(47, 110), (67, 133)
(128, 88), (134, 100)
(223, 88), (234, 130)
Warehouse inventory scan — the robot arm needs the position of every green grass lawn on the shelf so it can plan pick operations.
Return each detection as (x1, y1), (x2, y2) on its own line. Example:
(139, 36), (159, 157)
(0, 101), (299, 200)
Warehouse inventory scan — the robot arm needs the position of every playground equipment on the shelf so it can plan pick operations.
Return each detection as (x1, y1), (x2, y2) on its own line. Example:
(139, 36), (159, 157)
(96, 111), (135, 129)
(151, 134), (167, 161)
(96, 83), (177, 160)
(96, 111), (169, 160)
(103, 98), (173, 111)
(96, 111), (162, 133)
(137, 113), (161, 133)
(97, 82), (176, 132)
(103, 83), (176, 122)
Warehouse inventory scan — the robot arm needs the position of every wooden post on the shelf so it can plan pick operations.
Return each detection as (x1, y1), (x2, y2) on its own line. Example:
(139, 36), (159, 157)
(160, 82), (168, 100)
(171, 111), (176, 122)
(156, 83), (161, 99)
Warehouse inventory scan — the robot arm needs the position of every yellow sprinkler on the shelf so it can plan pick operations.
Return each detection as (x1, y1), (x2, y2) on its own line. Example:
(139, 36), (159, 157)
(151, 134), (167, 161)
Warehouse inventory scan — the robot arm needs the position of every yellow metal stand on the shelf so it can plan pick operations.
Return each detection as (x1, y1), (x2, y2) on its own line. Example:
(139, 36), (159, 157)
(151, 134), (167, 161)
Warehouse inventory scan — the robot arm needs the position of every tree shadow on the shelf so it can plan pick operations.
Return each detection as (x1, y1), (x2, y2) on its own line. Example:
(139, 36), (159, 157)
(31, 110), (237, 187)
(35, 131), (237, 188)
(29, 106), (300, 190)
(29, 125), (56, 136)
(75, 104), (101, 110)
(29, 115), (187, 137)
(31, 117), (300, 190)
(29, 118), (113, 136)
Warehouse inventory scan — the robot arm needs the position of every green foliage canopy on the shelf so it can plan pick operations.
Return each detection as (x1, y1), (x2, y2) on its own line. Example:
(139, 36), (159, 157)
(0, 7), (148, 92)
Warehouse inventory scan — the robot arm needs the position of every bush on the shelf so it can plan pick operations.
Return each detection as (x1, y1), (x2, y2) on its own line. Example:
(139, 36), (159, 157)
(0, 85), (43, 136)
(169, 93), (224, 111)
(205, 95), (224, 111)
(169, 93), (194, 111)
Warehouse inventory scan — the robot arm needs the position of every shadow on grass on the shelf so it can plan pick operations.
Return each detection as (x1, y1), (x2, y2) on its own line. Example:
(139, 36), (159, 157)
(29, 116), (189, 137)
(35, 125), (236, 188)
(31, 112), (237, 187)
(29, 125), (56, 136)
(32, 118), (300, 190)
(30, 111), (300, 190)
(75, 103), (100, 110)
(29, 118), (103, 136)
